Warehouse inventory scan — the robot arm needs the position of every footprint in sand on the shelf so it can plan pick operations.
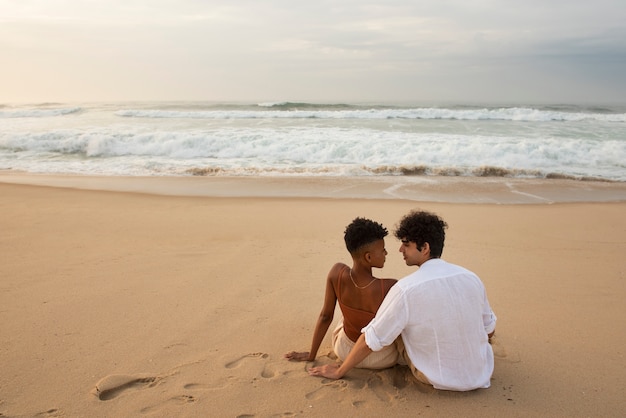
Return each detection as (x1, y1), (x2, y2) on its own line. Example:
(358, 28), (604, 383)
(491, 336), (521, 363)
(182, 379), (233, 391)
(225, 352), (269, 369)
(140, 394), (196, 414)
(224, 352), (282, 381)
(261, 361), (293, 379)
(305, 379), (347, 400)
(34, 409), (63, 417)
(366, 374), (398, 402)
(260, 366), (276, 378)
(92, 374), (159, 401)
(241, 413), (298, 418)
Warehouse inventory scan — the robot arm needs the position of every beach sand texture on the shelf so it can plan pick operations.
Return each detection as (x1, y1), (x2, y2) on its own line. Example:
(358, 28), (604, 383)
(1, 178), (625, 417)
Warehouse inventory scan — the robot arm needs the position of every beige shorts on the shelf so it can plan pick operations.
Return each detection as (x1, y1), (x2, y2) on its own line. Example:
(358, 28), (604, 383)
(331, 322), (398, 370)
(394, 336), (431, 385)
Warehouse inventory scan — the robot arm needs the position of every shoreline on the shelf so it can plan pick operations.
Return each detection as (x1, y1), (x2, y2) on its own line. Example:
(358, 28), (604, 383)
(1, 171), (626, 204)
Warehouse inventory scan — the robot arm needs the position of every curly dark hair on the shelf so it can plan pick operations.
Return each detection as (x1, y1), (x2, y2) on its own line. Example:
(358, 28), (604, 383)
(394, 210), (448, 258)
(344, 217), (388, 254)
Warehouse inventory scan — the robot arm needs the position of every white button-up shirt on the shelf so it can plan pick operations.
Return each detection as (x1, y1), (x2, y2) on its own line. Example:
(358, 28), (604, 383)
(363, 258), (497, 391)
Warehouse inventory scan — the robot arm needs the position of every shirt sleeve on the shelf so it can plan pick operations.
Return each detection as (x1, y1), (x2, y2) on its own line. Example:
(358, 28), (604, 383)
(482, 287), (497, 334)
(362, 284), (408, 352)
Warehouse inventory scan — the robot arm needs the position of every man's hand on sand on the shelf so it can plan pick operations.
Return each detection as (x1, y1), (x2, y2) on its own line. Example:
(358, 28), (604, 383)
(284, 351), (311, 361)
(308, 363), (342, 379)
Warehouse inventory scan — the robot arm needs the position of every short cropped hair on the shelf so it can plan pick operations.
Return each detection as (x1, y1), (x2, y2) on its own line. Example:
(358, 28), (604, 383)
(394, 210), (448, 258)
(344, 217), (388, 254)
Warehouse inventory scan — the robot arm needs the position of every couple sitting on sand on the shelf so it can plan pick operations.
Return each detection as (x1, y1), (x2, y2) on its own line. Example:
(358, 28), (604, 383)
(285, 210), (497, 391)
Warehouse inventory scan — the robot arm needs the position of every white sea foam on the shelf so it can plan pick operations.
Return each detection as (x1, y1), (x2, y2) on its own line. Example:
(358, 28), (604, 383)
(1, 102), (624, 181)
(113, 107), (626, 122)
(0, 107), (81, 118)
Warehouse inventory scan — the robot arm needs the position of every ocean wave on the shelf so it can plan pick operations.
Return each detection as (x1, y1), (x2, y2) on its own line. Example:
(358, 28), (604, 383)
(256, 101), (355, 110)
(2, 127), (624, 181)
(0, 107), (81, 118)
(114, 106), (626, 122)
(3, 100), (625, 181)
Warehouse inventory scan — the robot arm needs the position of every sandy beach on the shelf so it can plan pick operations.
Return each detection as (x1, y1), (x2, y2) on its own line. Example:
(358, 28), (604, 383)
(1, 175), (625, 417)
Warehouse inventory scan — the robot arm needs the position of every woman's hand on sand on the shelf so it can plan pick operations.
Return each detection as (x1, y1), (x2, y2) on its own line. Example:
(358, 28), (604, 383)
(308, 363), (342, 379)
(284, 351), (312, 361)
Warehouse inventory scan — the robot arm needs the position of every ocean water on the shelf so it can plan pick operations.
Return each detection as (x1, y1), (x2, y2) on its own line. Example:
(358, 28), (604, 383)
(1, 101), (625, 181)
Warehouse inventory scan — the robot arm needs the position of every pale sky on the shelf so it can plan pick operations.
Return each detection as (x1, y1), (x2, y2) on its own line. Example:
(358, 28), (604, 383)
(1, 0), (625, 104)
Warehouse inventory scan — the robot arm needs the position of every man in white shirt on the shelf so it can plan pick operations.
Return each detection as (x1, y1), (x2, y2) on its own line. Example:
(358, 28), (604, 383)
(309, 210), (497, 391)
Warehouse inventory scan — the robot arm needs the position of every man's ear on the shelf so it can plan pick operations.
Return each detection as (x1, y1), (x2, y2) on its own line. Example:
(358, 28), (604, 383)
(421, 242), (431, 255)
(365, 252), (372, 262)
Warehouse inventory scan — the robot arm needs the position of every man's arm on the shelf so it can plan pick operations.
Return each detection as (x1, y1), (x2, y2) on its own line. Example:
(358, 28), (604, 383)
(308, 333), (372, 379)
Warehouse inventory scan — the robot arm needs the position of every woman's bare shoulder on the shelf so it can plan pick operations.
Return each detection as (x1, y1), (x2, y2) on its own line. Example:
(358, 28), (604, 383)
(329, 262), (349, 272)
(327, 262), (349, 280)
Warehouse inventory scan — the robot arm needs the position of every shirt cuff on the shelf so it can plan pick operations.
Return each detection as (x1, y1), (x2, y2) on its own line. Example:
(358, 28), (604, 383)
(484, 312), (497, 334)
(363, 325), (384, 352)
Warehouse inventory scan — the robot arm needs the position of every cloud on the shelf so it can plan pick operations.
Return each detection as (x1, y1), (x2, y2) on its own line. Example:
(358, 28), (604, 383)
(0, 0), (624, 103)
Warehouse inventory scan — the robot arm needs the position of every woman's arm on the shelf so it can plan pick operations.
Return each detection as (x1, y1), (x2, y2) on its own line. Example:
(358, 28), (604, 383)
(285, 264), (340, 361)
